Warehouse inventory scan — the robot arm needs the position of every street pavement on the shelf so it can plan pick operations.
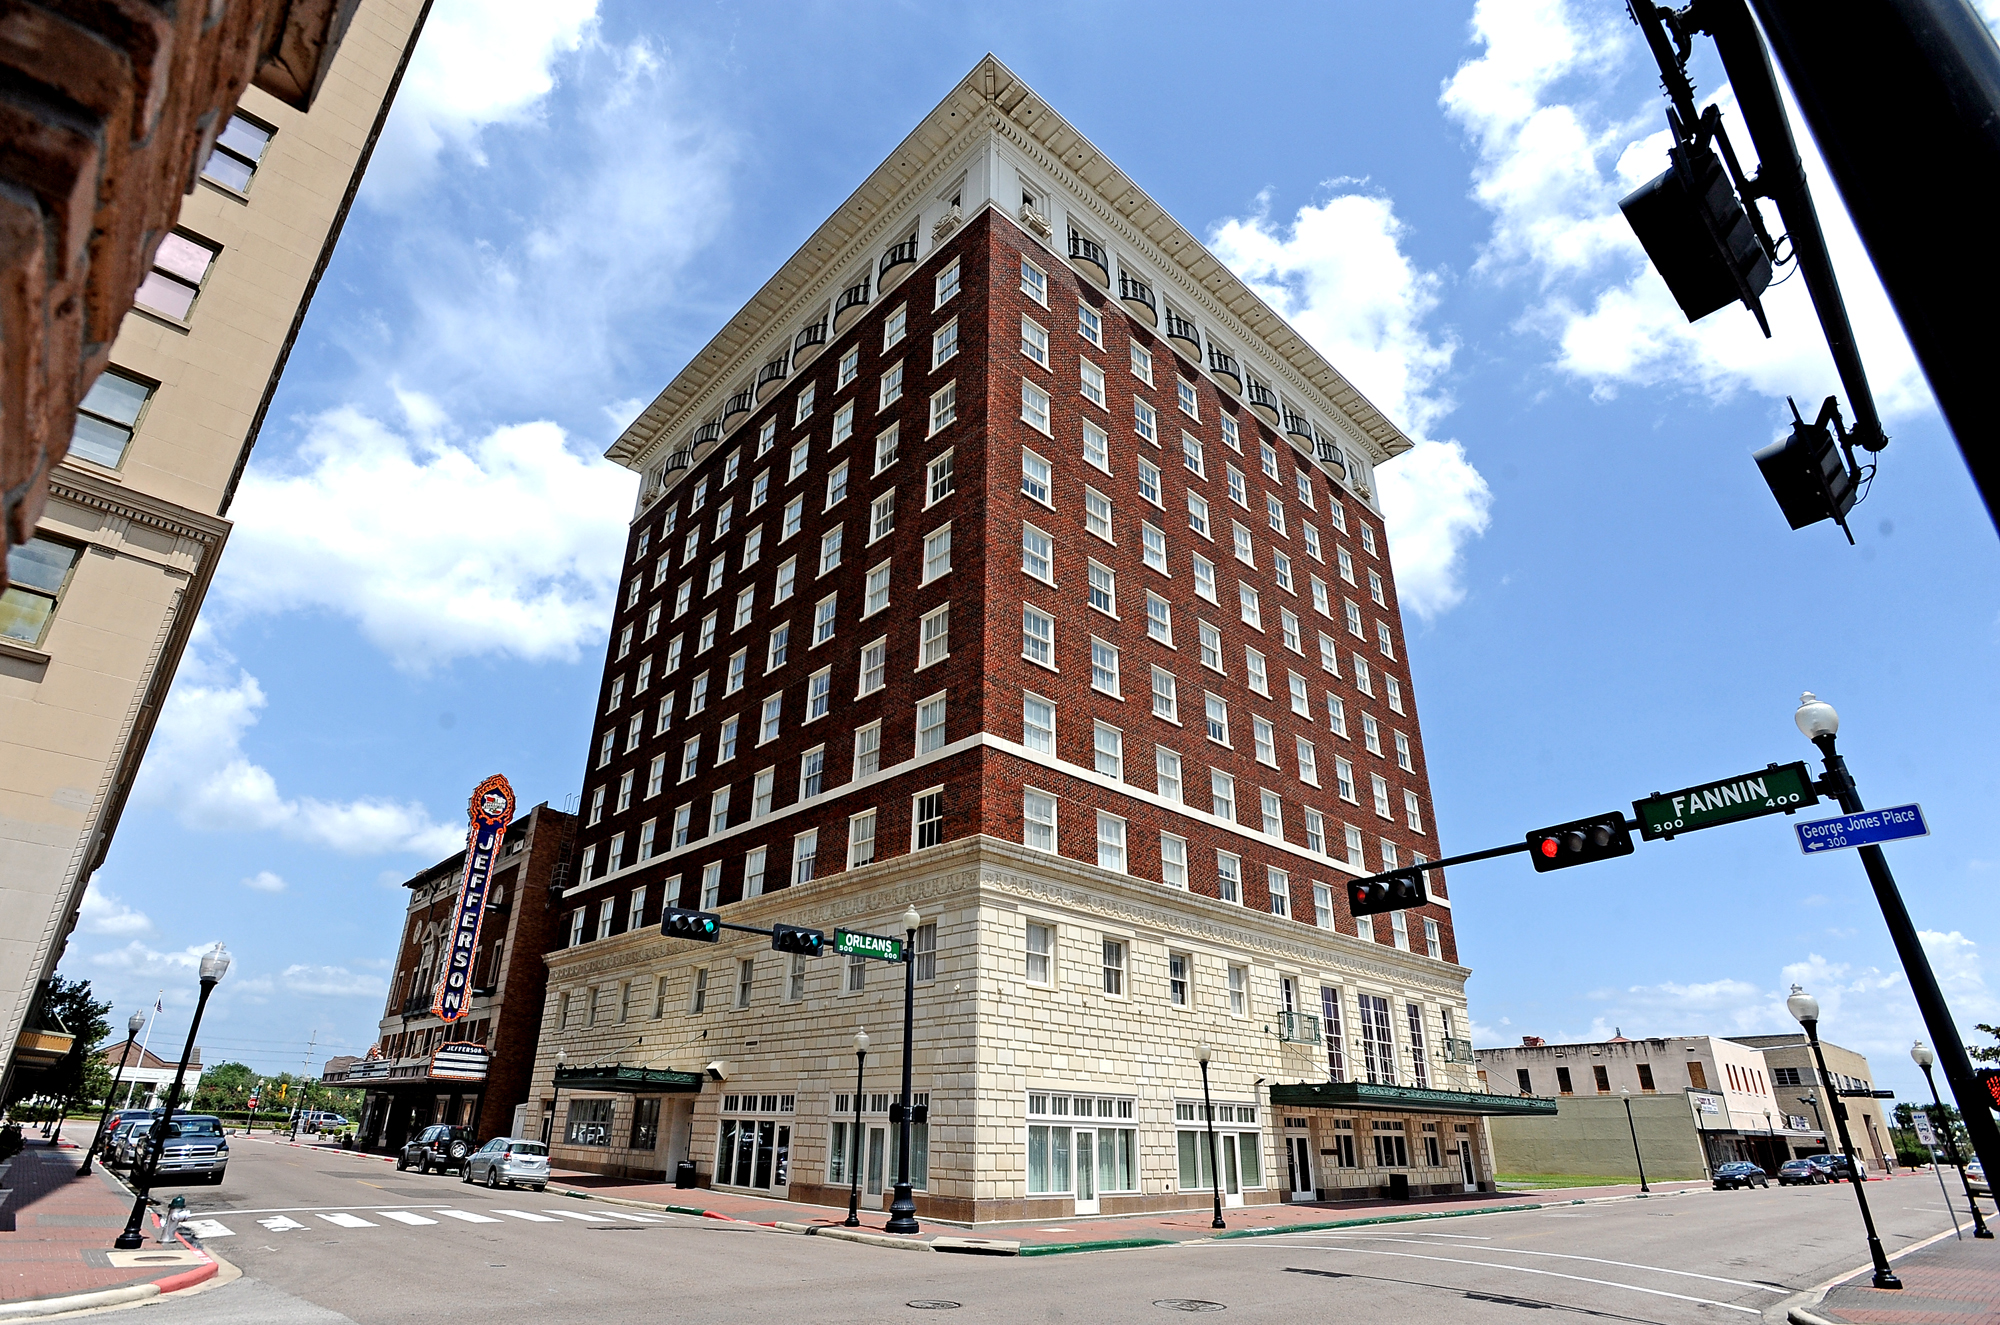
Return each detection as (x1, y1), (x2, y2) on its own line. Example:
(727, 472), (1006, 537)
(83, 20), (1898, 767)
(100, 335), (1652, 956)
(134, 1134), (1974, 1324)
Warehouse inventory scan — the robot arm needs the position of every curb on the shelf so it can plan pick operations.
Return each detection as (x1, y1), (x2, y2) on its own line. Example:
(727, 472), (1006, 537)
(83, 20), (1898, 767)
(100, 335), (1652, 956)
(811, 1226), (934, 1252)
(1779, 1224), (1969, 1325)
(0, 1234), (217, 1321)
(1020, 1237), (1175, 1257)
(1210, 1201), (1547, 1241)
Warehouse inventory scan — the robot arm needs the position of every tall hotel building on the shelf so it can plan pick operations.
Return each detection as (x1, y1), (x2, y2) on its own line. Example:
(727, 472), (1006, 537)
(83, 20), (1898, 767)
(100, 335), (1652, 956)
(531, 57), (1545, 1223)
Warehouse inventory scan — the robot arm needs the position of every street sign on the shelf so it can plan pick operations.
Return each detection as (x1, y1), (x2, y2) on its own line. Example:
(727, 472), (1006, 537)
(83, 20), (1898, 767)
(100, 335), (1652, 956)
(834, 929), (904, 961)
(1633, 761), (1819, 840)
(1913, 1114), (1937, 1147)
(1795, 803), (1929, 854)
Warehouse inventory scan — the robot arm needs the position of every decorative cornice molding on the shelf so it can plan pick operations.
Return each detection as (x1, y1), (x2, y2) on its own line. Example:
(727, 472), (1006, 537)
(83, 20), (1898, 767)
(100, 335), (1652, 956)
(48, 466), (229, 547)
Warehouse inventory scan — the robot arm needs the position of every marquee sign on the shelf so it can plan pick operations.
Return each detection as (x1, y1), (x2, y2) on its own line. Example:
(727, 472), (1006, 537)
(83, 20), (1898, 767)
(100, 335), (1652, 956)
(430, 1043), (490, 1082)
(432, 774), (515, 1022)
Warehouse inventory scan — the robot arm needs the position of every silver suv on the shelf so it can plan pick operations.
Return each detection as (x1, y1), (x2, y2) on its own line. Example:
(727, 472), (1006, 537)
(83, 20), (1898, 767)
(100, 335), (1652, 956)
(461, 1137), (550, 1191)
(120, 1113), (229, 1184)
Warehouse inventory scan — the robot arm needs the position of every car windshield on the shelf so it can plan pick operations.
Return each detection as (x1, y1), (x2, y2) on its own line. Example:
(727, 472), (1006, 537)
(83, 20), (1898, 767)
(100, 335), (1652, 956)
(510, 1142), (548, 1156)
(167, 1119), (220, 1137)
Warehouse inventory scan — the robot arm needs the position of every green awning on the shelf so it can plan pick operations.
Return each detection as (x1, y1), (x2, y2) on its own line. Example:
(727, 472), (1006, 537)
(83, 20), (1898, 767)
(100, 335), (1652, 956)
(1268, 1081), (1558, 1118)
(554, 1065), (704, 1094)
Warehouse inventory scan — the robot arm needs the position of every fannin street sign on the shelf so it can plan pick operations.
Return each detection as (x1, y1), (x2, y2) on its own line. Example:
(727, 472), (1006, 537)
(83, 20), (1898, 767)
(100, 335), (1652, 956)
(1633, 761), (1819, 840)
(1795, 803), (1929, 854)
(834, 929), (904, 961)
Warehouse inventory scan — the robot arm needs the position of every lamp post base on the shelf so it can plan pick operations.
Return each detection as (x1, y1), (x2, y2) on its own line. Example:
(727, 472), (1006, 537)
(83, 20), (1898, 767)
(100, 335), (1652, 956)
(885, 1184), (918, 1234)
(1872, 1269), (1904, 1291)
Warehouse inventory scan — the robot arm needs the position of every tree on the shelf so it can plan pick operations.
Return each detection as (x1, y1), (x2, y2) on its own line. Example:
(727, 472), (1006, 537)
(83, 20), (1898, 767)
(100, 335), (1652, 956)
(1969, 1025), (2000, 1064)
(1893, 1100), (1971, 1161)
(3, 977), (110, 1112)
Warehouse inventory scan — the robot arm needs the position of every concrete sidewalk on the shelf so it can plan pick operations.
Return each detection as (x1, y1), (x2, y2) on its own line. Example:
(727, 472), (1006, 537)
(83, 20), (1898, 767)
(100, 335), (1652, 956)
(0, 1130), (220, 1314)
(1799, 1229), (1999, 1325)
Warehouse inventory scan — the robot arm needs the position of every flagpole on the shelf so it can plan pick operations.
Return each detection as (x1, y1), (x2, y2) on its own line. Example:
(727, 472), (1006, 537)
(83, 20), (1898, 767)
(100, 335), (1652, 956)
(126, 992), (162, 1108)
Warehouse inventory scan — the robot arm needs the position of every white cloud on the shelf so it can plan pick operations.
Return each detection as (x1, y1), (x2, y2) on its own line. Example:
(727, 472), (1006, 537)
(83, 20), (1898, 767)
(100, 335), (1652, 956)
(242, 871), (287, 894)
(132, 624), (466, 856)
(1441, 0), (1931, 425)
(91, 940), (213, 978)
(1209, 193), (1492, 620)
(367, 0), (600, 196)
(281, 964), (388, 999)
(218, 398), (632, 669)
(78, 878), (153, 936)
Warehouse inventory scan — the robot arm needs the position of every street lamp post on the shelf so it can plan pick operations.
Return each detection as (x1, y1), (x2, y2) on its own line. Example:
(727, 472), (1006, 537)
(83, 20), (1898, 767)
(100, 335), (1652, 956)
(1197, 1044), (1225, 1230)
(885, 905), (922, 1236)
(1621, 1087), (1651, 1193)
(1912, 1039), (1992, 1238)
(1789, 984), (1900, 1289)
(1795, 694), (2000, 1187)
(116, 945), (229, 1251)
(79, 1012), (145, 1176)
(846, 1029), (868, 1228)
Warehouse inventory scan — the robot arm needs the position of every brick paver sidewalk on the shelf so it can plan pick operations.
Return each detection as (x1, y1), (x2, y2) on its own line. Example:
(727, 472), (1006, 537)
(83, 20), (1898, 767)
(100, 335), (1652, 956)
(0, 1131), (217, 1306)
(1807, 1232), (2000, 1325)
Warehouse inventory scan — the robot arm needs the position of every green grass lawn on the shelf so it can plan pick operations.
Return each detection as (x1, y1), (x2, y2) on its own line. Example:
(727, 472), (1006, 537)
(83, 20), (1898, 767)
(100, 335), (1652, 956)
(1494, 1173), (1644, 1189)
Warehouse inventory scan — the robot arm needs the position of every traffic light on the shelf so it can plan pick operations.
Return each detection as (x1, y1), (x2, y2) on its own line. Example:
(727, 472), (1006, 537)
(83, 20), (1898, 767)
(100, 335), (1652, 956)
(1527, 814), (1635, 872)
(1977, 1069), (2000, 1113)
(770, 923), (824, 956)
(661, 908), (720, 942)
(1755, 396), (1858, 540)
(1348, 869), (1428, 917)
(1619, 133), (1772, 329)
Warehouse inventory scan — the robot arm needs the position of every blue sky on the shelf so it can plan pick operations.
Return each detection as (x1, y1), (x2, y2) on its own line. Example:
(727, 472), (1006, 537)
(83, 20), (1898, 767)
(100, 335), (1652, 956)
(62, 0), (2000, 1105)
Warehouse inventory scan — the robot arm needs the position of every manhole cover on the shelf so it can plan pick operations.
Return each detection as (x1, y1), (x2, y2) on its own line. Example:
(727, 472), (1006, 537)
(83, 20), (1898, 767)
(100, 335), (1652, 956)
(1154, 1303), (1226, 1314)
(906, 1302), (961, 1311)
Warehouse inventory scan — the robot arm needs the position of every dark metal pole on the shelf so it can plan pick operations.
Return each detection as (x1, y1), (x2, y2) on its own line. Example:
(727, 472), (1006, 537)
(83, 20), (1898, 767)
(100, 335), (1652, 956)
(846, 1046), (865, 1227)
(885, 922), (919, 1235)
(1920, 1060), (1993, 1238)
(1803, 1016), (1901, 1289)
(1745, 0), (2000, 531)
(1201, 1058), (1225, 1229)
(115, 979), (215, 1250)
(1623, 1095), (1651, 1193)
(79, 1023), (139, 1176)
(1812, 732), (2000, 1189)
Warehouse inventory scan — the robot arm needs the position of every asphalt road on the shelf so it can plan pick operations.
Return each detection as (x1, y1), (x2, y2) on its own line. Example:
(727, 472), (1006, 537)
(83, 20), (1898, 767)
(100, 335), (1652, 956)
(145, 1136), (1964, 1324)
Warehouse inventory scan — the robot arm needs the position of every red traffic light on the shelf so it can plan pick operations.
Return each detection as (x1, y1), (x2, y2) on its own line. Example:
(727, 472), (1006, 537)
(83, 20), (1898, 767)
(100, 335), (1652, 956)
(1538, 837), (1560, 859)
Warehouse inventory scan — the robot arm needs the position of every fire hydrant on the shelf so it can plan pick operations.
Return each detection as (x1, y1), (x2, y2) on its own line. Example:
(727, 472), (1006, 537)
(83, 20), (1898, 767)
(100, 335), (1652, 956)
(157, 1195), (188, 1245)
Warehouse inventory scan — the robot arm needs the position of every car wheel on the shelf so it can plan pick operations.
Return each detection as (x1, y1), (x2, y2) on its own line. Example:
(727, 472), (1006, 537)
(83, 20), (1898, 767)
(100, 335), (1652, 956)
(447, 1139), (470, 1161)
(396, 1153), (409, 1171)
(488, 1168), (501, 1189)
(461, 1164), (473, 1184)
(418, 1154), (430, 1175)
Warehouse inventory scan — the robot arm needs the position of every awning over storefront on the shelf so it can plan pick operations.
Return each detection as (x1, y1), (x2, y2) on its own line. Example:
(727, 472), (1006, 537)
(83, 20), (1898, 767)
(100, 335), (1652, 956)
(1269, 1082), (1559, 1118)
(553, 1065), (705, 1094)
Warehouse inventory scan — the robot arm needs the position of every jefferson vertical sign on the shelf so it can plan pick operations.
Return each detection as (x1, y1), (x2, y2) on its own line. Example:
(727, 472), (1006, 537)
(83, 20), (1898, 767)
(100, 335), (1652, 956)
(433, 774), (515, 1021)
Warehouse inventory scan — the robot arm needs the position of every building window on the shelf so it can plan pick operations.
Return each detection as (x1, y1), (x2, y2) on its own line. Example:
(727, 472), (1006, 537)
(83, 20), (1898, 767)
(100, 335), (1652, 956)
(1160, 831), (1188, 888)
(1150, 666), (1179, 721)
(1022, 257), (1048, 303)
(1024, 789), (1057, 851)
(68, 368), (153, 468)
(875, 425), (899, 473)
(1085, 487), (1114, 542)
(919, 604), (950, 667)
(1022, 605), (1055, 667)
(1025, 923), (1053, 985)
(1268, 867), (1290, 918)
(933, 318), (959, 368)
(1022, 523), (1054, 581)
(1023, 693), (1055, 754)
(880, 363), (904, 412)
(1090, 638), (1120, 696)
(846, 951), (866, 994)
(859, 639), (886, 696)
(1169, 953), (1191, 1007)
(1205, 694), (1230, 745)
(853, 721), (882, 780)
(201, 111), (273, 190)
(813, 595), (837, 647)
(1358, 994), (1395, 1085)
(1101, 938), (1127, 993)
(1, 537), (81, 645)
(913, 789), (944, 848)
(1407, 1003), (1430, 1087)
(1155, 747), (1183, 802)
(916, 694), (947, 753)
(927, 449), (954, 503)
(1210, 768), (1237, 822)
(885, 304), (907, 349)
(935, 259), (960, 306)
(928, 381), (957, 434)
(744, 847), (767, 898)
(1405, 789), (1424, 832)
(1096, 811), (1126, 871)
(736, 958), (756, 1010)
(800, 746), (824, 799)
(848, 811), (877, 867)
(1021, 379), (1051, 433)
(1217, 850), (1242, 904)
(914, 923), (937, 982)
(135, 231), (218, 321)
(792, 830), (818, 885)
(1079, 302), (1103, 347)
(922, 524), (951, 581)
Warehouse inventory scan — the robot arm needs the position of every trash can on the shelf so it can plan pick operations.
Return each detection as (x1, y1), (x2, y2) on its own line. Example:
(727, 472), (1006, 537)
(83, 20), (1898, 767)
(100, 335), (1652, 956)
(674, 1160), (698, 1189)
(1388, 1173), (1410, 1200)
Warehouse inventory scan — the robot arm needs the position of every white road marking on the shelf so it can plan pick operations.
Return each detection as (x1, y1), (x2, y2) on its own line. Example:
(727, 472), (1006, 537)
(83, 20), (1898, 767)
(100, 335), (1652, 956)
(1298, 1232), (1787, 1293)
(182, 1219), (234, 1238)
(1246, 1244), (1763, 1314)
(494, 1210), (562, 1222)
(543, 1209), (614, 1222)
(256, 1217), (307, 1232)
(597, 1211), (669, 1223)
(317, 1213), (378, 1229)
(376, 1211), (438, 1225)
(434, 1209), (502, 1223)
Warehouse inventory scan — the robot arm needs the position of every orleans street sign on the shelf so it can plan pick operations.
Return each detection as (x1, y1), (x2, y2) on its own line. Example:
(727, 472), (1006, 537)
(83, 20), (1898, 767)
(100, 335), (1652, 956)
(834, 929), (904, 961)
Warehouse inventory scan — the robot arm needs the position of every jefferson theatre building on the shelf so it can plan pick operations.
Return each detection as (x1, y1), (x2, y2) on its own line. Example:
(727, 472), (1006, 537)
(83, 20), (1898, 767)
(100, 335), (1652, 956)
(525, 56), (1549, 1224)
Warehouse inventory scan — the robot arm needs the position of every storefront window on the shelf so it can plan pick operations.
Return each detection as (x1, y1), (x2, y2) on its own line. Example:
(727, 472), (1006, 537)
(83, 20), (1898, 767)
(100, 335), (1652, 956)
(716, 1093), (795, 1190)
(1026, 1093), (1136, 1196)
(631, 1098), (661, 1150)
(565, 1099), (612, 1146)
(1174, 1101), (1262, 1192)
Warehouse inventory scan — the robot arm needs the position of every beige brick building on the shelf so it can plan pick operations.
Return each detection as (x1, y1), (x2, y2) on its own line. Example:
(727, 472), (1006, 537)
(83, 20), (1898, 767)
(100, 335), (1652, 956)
(0, 0), (429, 1099)
(523, 57), (1550, 1226)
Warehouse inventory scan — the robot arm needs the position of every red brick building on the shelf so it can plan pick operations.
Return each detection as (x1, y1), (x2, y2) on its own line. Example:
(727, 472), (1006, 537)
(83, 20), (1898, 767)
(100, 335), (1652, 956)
(527, 57), (1541, 1222)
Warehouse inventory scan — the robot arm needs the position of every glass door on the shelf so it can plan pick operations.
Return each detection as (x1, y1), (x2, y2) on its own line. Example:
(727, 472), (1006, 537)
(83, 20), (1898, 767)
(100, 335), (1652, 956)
(1286, 1135), (1314, 1201)
(1223, 1136), (1243, 1207)
(1073, 1130), (1098, 1214)
(1458, 1139), (1477, 1191)
(865, 1125), (887, 1196)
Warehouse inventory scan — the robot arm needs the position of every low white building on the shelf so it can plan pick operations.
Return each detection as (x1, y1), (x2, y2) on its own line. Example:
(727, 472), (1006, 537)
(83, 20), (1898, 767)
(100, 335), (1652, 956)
(102, 1041), (202, 1110)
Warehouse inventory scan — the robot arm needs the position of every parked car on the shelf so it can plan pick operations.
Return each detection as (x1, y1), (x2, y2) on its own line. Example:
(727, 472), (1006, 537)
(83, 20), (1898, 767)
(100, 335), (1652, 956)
(1807, 1153), (1855, 1180)
(1778, 1159), (1829, 1186)
(1968, 1162), (1987, 1197)
(1714, 1161), (1769, 1190)
(104, 1115), (152, 1168)
(146, 1115), (228, 1184)
(397, 1124), (475, 1174)
(461, 1137), (550, 1191)
(296, 1111), (348, 1134)
(97, 1110), (154, 1165)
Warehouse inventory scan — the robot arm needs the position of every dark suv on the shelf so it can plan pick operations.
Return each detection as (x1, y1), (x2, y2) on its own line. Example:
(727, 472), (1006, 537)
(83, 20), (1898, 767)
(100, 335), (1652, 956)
(397, 1124), (475, 1174)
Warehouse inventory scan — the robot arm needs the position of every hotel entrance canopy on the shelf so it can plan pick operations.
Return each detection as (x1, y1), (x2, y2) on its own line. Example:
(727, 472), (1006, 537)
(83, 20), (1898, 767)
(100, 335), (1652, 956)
(1269, 1082), (1558, 1118)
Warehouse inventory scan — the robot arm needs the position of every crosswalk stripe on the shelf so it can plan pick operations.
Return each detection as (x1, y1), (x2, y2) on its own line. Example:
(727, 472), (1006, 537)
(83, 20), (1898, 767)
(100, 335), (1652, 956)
(598, 1211), (669, 1223)
(543, 1209), (613, 1222)
(318, 1213), (377, 1228)
(257, 1216), (306, 1232)
(493, 1210), (561, 1222)
(434, 1209), (502, 1223)
(376, 1211), (438, 1225)
(183, 1219), (234, 1238)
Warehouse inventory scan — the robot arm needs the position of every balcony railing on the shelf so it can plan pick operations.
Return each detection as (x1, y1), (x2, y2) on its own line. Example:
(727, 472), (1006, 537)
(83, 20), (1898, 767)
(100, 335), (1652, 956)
(1068, 229), (1109, 285)
(692, 420), (722, 447)
(1314, 439), (1346, 478)
(1277, 1010), (1322, 1044)
(721, 389), (754, 423)
(757, 357), (788, 388)
(832, 276), (872, 332)
(1244, 377), (1281, 423)
(1441, 1037), (1476, 1065)
(1164, 308), (1201, 353)
(665, 448), (691, 473)
(1283, 408), (1316, 442)
(1117, 271), (1157, 324)
(1207, 346), (1242, 390)
(793, 318), (827, 363)
(879, 237), (918, 281)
